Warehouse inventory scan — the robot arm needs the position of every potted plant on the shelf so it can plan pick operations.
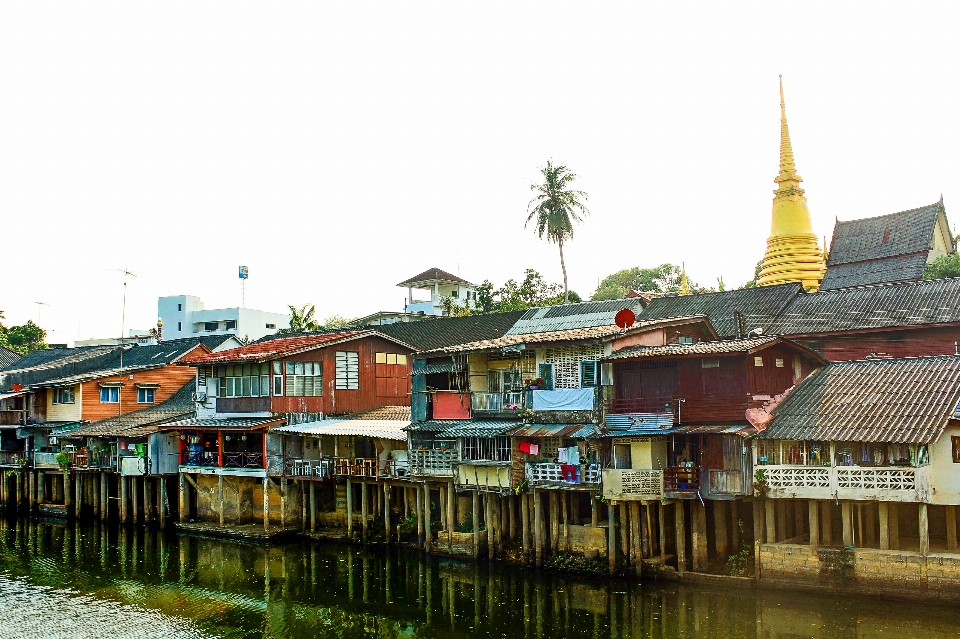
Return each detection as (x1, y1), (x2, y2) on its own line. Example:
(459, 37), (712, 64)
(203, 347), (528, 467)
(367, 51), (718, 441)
(527, 377), (544, 390)
(55, 451), (71, 471)
(753, 468), (770, 497)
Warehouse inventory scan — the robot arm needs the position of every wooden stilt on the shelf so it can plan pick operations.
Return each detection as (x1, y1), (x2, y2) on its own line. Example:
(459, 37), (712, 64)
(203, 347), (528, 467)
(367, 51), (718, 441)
(549, 492), (559, 554)
(423, 482), (432, 550)
(879, 502), (890, 550)
(658, 502), (667, 564)
(821, 501), (833, 546)
(120, 475), (128, 523)
(765, 498), (776, 543)
(346, 478), (354, 539)
(361, 481), (369, 542)
(179, 473), (188, 523)
(841, 501), (853, 547)
(889, 502), (899, 550)
(485, 493), (495, 559)
(310, 482), (317, 533)
(919, 503), (930, 556)
(562, 492), (570, 552)
(160, 477), (168, 528)
(808, 500), (820, 547)
(218, 474), (225, 526)
(520, 491), (529, 563)
(262, 476), (270, 531)
(384, 483), (392, 542)
(675, 501), (686, 576)
(472, 491), (481, 558)
(714, 500), (728, 558)
(534, 489), (543, 566)
(691, 500), (708, 572)
(608, 502), (617, 575)
(447, 482), (455, 548)
(416, 484), (424, 545)
(280, 476), (287, 529)
(946, 505), (957, 551)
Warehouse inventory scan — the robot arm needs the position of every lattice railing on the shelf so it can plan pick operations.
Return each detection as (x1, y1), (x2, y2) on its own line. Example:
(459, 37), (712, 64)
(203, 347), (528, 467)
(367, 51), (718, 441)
(764, 466), (830, 489)
(410, 449), (458, 476)
(837, 467), (916, 491)
(527, 462), (600, 485)
(620, 470), (664, 497)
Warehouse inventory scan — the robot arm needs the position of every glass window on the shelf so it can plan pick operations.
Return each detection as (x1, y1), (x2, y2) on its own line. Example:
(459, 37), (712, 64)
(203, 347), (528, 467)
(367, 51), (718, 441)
(376, 352), (387, 364)
(100, 387), (119, 403)
(283, 361), (323, 397)
(52, 387), (75, 404)
(137, 388), (156, 403)
(272, 361), (282, 374)
(397, 354), (407, 365)
(336, 352), (360, 390)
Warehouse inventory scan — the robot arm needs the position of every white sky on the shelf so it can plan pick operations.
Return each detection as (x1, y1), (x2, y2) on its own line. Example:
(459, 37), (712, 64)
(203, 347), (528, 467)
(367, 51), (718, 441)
(1, 1), (959, 344)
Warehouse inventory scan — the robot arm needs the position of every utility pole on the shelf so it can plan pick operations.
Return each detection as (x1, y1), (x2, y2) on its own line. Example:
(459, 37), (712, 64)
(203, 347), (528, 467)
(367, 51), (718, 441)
(117, 269), (137, 418)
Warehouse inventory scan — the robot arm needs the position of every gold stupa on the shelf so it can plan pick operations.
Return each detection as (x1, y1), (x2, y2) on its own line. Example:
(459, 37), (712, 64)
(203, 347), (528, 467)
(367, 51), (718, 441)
(678, 263), (692, 296)
(756, 77), (825, 291)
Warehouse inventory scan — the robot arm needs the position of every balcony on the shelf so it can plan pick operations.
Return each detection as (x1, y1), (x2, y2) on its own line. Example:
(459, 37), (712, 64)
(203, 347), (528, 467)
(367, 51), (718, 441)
(602, 469), (664, 500)
(610, 395), (757, 423)
(455, 461), (512, 492)
(33, 452), (61, 469)
(334, 457), (408, 479)
(180, 449), (267, 476)
(664, 466), (701, 493)
(526, 462), (600, 488)
(528, 388), (595, 411)
(0, 450), (26, 467)
(409, 448), (459, 477)
(701, 469), (745, 498)
(431, 391), (472, 420)
(760, 465), (927, 501)
(471, 391), (526, 413)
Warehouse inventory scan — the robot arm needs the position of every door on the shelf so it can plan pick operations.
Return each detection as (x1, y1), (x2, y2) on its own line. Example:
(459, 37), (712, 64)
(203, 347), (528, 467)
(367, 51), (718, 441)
(150, 433), (182, 475)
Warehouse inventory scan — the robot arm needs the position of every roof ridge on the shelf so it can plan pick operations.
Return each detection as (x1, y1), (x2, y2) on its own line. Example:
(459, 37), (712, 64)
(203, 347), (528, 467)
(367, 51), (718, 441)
(834, 199), (944, 226)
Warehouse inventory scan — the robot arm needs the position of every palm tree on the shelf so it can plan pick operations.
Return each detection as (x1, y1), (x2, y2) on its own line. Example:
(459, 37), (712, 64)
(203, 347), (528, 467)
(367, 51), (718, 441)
(526, 161), (589, 303)
(281, 304), (320, 333)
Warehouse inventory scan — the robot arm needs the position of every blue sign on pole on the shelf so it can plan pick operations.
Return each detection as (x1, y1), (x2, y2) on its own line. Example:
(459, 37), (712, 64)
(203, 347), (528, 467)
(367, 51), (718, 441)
(239, 266), (249, 279)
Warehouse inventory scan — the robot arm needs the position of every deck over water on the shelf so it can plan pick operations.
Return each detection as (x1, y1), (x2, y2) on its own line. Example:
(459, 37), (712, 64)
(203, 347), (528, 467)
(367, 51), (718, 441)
(1, 518), (959, 638)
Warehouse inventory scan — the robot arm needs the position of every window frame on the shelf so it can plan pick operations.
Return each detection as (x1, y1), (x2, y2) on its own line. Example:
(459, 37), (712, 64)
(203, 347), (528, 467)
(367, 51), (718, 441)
(100, 387), (120, 403)
(52, 386), (75, 405)
(137, 387), (156, 404)
(335, 351), (360, 390)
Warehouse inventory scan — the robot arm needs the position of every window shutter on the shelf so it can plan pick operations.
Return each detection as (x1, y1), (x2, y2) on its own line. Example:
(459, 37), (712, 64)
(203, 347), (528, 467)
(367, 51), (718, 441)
(600, 362), (614, 386)
(580, 360), (597, 388)
(487, 370), (502, 393)
(537, 363), (554, 390)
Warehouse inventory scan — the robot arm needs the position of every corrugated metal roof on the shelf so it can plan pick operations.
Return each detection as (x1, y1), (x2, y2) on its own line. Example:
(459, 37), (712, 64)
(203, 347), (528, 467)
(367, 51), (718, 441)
(604, 336), (786, 361)
(406, 420), (519, 437)
(504, 299), (642, 336)
(638, 283), (802, 339)
(604, 413), (676, 432)
(673, 424), (752, 435)
(758, 354), (960, 444)
(0, 346), (21, 369)
(159, 416), (282, 431)
(509, 423), (598, 438)
(350, 406), (411, 421)
(274, 419), (409, 441)
(765, 277), (960, 336)
(409, 362), (458, 376)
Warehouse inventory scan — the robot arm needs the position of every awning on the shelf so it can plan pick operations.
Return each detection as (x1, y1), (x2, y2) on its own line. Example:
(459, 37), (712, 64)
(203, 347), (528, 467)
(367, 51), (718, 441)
(273, 419), (409, 441)
(408, 362), (459, 376)
(510, 423), (598, 438)
(672, 424), (753, 435)
(0, 390), (28, 402)
(159, 417), (281, 432)
(49, 422), (86, 436)
(408, 420), (519, 438)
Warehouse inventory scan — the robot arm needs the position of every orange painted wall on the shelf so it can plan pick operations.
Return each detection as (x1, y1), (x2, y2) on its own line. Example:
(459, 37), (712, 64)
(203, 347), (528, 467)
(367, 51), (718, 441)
(80, 361), (201, 422)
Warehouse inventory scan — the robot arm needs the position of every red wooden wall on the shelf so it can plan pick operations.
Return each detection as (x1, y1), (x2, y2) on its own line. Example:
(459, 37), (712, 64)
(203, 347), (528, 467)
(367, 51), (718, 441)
(790, 326), (960, 362)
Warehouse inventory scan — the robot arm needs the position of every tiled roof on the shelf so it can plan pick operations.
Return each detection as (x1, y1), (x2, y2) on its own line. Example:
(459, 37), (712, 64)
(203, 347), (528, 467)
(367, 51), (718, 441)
(505, 299), (642, 336)
(70, 382), (195, 438)
(159, 416), (282, 430)
(397, 268), (473, 287)
(351, 405), (411, 421)
(0, 346), (21, 369)
(764, 277), (960, 336)
(603, 336), (821, 361)
(406, 420), (519, 437)
(828, 200), (945, 267)
(376, 311), (526, 352)
(0, 340), (207, 391)
(820, 253), (929, 290)
(639, 284), (802, 338)
(180, 330), (414, 365)
(758, 355), (960, 443)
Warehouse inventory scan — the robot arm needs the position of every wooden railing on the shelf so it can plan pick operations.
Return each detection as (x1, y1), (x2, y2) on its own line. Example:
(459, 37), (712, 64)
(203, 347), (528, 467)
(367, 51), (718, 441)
(664, 466), (700, 492)
(222, 452), (264, 469)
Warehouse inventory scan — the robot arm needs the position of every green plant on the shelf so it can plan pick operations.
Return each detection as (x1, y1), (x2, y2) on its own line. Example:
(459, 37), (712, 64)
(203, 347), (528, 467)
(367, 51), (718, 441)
(398, 516), (417, 535)
(543, 552), (606, 576)
(726, 519), (750, 576)
(753, 468), (770, 496)
(55, 452), (71, 469)
(457, 519), (474, 534)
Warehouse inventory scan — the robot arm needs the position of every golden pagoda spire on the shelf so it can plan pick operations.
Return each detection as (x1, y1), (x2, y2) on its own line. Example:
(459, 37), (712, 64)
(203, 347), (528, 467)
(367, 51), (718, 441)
(756, 76), (825, 291)
(678, 263), (692, 296)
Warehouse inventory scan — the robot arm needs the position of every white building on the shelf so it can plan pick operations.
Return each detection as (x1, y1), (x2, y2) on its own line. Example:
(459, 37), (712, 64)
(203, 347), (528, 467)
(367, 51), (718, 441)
(158, 295), (291, 343)
(397, 268), (476, 316)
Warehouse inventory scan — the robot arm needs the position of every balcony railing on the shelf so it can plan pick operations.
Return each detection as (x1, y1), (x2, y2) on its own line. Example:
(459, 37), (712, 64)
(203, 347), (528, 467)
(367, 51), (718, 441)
(526, 462), (600, 487)
(602, 468), (664, 500)
(0, 450), (26, 467)
(333, 457), (409, 478)
(223, 452), (265, 469)
(410, 449), (459, 476)
(33, 452), (61, 468)
(287, 458), (335, 478)
(664, 466), (700, 492)
(760, 465), (925, 501)
(471, 391), (526, 412)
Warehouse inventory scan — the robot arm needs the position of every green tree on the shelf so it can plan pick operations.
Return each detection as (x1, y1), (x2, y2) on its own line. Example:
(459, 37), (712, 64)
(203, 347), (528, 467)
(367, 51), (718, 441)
(438, 296), (472, 317)
(474, 270), (580, 313)
(320, 314), (358, 329)
(923, 253), (960, 281)
(526, 161), (589, 303)
(279, 304), (321, 333)
(740, 261), (764, 289)
(4, 320), (47, 354)
(591, 264), (687, 300)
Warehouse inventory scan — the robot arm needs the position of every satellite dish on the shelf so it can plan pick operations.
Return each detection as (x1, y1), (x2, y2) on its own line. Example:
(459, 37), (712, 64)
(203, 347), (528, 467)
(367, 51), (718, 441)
(11, 384), (23, 392)
(615, 308), (636, 330)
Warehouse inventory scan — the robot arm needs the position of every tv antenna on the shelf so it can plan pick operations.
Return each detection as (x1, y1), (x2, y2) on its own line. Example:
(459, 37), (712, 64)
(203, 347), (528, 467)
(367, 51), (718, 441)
(34, 301), (50, 324)
(117, 269), (138, 418)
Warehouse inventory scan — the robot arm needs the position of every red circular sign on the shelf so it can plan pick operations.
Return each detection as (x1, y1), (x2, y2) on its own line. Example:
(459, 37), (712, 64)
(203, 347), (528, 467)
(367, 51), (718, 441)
(11, 384), (23, 392)
(615, 308), (636, 329)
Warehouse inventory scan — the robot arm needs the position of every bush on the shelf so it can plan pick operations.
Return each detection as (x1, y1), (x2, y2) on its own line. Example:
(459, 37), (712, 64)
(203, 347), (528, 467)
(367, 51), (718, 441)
(543, 552), (606, 576)
(54, 452), (71, 469)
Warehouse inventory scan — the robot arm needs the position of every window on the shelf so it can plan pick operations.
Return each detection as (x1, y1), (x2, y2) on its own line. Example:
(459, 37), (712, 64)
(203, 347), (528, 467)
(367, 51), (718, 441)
(952, 437), (960, 463)
(204, 322), (218, 332)
(137, 388), (156, 403)
(216, 363), (271, 397)
(580, 360), (597, 388)
(775, 358), (785, 368)
(375, 352), (408, 365)
(177, 322), (182, 331)
(754, 357), (764, 367)
(336, 351), (359, 390)
(284, 361), (323, 396)
(225, 320), (237, 330)
(701, 358), (720, 368)
(461, 436), (511, 461)
(537, 363), (555, 390)
(100, 387), (119, 403)
(52, 387), (75, 404)
(266, 323), (276, 329)
(678, 336), (694, 345)
(613, 444), (632, 469)
(600, 362), (614, 386)
(177, 303), (182, 311)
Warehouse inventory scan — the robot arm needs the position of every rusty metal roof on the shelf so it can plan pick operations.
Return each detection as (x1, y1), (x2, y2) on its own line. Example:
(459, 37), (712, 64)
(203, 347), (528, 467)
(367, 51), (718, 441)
(406, 419), (519, 437)
(509, 423), (598, 438)
(758, 354), (960, 444)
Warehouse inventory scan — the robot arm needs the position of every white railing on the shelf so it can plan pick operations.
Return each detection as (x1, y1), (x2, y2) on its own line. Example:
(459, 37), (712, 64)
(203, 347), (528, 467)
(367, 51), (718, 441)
(526, 462), (600, 486)
(471, 391), (526, 412)
(761, 465), (923, 501)
(410, 449), (458, 476)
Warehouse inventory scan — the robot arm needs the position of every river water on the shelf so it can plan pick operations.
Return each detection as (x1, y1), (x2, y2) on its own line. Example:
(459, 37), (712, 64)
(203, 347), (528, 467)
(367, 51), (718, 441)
(0, 518), (958, 639)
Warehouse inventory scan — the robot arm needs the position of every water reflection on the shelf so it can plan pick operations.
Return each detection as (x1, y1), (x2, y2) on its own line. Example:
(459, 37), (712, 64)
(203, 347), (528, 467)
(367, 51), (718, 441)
(0, 518), (958, 638)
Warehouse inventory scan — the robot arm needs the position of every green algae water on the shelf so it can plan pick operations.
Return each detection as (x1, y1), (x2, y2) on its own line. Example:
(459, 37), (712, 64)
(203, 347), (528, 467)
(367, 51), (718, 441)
(0, 518), (958, 639)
